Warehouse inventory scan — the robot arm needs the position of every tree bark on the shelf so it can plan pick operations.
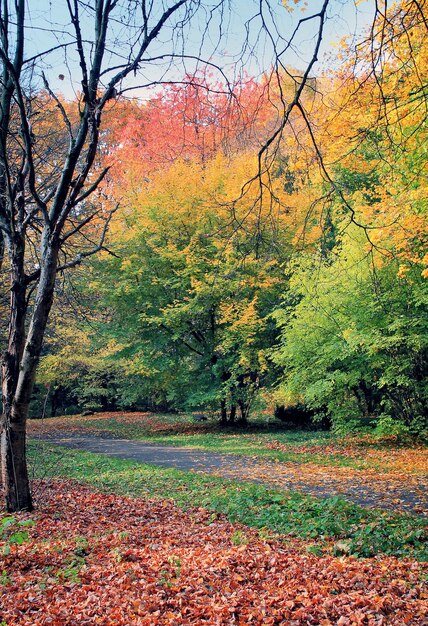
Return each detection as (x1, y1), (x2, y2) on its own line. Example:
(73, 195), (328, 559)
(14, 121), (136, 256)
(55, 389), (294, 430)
(0, 230), (4, 273)
(220, 399), (228, 425)
(0, 406), (32, 511)
(238, 400), (249, 425)
(1, 231), (60, 510)
(229, 404), (236, 425)
(1, 233), (33, 511)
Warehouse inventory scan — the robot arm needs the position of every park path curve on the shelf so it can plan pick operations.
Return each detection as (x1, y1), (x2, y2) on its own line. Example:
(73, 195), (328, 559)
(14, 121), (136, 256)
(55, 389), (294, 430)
(32, 432), (428, 516)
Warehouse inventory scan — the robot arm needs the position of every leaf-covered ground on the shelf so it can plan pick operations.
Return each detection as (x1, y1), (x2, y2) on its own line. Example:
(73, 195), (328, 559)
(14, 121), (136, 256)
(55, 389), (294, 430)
(1, 480), (428, 625)
(26, 443), (428, 561)
(28, 413), (428, 515)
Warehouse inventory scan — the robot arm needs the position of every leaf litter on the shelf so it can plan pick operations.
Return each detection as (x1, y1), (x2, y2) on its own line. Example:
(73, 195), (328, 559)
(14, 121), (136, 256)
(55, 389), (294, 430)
(1, 480), (427, 625)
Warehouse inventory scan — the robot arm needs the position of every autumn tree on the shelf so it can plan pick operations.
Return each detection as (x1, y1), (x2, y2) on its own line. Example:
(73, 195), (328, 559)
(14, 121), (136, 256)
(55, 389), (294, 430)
(273, 229), (428, 434)
(272, 0), (428, 435)
(34, 71), (323, 424)
(85, 152), (291, 423)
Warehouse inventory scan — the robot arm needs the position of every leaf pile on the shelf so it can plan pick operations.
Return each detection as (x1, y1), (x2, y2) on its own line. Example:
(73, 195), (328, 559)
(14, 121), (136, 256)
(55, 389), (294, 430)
(1, 480), (427, 625)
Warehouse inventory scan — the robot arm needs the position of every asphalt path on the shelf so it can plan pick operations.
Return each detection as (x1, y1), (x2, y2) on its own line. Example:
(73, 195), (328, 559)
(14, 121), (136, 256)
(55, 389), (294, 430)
(32, 431), (428, 516)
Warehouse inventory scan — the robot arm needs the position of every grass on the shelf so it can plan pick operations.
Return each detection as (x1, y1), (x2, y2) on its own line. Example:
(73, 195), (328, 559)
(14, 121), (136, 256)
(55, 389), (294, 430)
(28, 441), (428, 561)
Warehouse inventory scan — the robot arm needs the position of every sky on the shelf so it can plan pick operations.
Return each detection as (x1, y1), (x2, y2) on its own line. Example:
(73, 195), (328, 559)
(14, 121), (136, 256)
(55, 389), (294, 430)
(20, 0), (376, 99)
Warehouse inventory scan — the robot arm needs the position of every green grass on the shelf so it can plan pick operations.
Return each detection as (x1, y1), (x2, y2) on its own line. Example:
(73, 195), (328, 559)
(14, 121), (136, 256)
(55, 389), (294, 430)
(55, 414), (331, 444)
(28, 441), (428, 561)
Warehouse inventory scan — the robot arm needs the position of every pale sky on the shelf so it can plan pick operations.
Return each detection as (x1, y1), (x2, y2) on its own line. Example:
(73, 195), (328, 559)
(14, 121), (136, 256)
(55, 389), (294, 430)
(21, 0), (375, 99)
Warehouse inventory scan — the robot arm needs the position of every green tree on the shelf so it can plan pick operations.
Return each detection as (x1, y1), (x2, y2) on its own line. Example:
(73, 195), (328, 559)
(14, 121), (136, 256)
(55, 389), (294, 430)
(273, 227), (428, 435)
(90, 156), (287, 423)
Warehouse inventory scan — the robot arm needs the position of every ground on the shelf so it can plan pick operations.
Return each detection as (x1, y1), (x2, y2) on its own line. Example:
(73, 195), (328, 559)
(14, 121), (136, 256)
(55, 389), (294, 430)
(1, 412), (427, 624)
(29, 411), (428, 515)
(1, 481), (427, 625)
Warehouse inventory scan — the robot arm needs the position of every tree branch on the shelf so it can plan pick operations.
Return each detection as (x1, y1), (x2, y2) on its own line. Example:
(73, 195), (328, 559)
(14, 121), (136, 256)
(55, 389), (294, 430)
(57, 203), (119, 272)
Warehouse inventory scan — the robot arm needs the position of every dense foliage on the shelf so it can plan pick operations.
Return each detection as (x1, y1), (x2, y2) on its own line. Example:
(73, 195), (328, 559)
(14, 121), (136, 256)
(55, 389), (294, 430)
(34, 1), (428, 436)
(273, 230), (428, 435)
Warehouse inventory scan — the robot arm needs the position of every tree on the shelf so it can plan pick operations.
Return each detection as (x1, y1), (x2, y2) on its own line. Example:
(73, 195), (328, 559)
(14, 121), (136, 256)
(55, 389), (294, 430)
(272, 226), (428, 435)
(88, 152), (288, 423)
(270, 0), (428, 434)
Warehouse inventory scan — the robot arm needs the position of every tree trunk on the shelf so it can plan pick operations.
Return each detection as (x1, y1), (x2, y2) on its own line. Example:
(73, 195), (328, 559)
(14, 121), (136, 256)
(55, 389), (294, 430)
(0, 406), (32, 511)
(51, 386), (60, 418)
(220, 399), (228, 425)
(1, 233), (33, 510)
(238, 400), (249, 425)
(0, 230), (4, 273)
(229, 404), (236, 425)
(1, 236), (59, 511)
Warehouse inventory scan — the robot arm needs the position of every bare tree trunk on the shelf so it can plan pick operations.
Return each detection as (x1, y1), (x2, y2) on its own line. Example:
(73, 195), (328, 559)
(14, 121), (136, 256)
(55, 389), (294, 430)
(229, 404), (236, 425)
(238, 400), (249, 425)
(0, 406), (32, 511)
(1, 229), (60, 510)
(0, 230), (4, 273)
(1, 233), (33, 511)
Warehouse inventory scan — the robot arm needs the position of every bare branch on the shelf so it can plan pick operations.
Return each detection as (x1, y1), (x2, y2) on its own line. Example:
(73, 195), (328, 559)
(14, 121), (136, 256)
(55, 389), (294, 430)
(57, 204), (119, 272)
(41, 72), (74, 142)
(60, 207), (103, 243)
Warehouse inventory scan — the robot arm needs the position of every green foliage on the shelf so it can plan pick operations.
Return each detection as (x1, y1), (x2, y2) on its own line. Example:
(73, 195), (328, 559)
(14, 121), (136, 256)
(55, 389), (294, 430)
(84, 158), (288, 421)
(35, 319), (169, 415)
(1, 516), (34, 556)
(273, 227), (428, 436)
(56, 554), (86, 584)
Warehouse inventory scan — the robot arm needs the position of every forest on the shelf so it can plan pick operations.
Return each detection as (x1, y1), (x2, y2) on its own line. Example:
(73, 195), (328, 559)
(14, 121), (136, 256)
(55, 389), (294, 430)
(28, 2), (428, 438)
(0, 0), (427, 517)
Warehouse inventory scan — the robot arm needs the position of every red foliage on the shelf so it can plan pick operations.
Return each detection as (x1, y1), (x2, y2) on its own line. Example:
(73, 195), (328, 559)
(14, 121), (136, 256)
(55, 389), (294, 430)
(104, 75), (271, 183)
(1, 481), (427, 625)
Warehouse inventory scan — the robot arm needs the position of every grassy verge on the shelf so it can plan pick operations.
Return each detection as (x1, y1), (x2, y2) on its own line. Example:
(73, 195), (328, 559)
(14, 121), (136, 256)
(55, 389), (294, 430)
(28, 441), (428, 561)
(86, 423), (348, 466)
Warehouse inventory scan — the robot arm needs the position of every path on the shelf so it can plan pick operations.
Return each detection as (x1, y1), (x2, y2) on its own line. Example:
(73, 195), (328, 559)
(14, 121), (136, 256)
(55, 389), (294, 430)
(32, 432), (428, 516)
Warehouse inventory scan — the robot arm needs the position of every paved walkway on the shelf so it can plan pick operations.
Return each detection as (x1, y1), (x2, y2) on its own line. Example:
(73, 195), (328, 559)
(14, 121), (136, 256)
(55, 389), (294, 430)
(33, 432), (428, 516)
